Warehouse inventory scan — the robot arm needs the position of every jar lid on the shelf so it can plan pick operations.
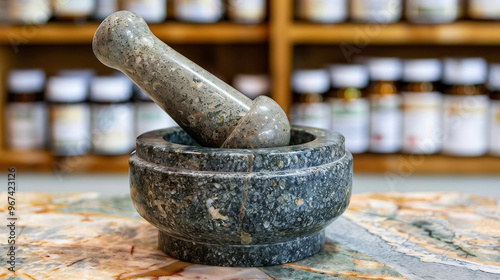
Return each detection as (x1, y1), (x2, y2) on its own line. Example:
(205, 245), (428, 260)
(489, 64), (500, 90)
(233, 74), (270, 99)
(443, 58), (487, 85)
(46, 76), (88, 102)
(365, 57), (402, 81)
(329, 64), (369, 89)
(90, 76), (132, 102)
(58, 69), (96, 82)
(292, 69), (330, 94)
(8, 69), (46, 94)
(403, 59), (442, 82)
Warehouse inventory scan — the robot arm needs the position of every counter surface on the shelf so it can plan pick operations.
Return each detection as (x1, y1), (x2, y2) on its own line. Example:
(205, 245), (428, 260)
(1, 192), (498, 279)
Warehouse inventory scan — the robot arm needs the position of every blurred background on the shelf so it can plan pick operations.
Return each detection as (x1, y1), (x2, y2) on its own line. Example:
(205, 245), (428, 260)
(0, 0), (499, 195)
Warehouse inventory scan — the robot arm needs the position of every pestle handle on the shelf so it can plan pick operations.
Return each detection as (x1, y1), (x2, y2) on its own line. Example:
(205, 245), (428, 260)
(93, 11), (290, 148)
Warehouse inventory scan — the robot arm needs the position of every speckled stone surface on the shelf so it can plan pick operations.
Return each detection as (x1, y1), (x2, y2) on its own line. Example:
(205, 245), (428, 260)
(129, 126), (353, 266)
(93, 11), (290, 148)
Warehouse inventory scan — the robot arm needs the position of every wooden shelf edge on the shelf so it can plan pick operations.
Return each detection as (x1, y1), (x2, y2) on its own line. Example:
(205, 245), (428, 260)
(0, 22), (269, 45)
(291, 21), (500, 45)
(353, 154), (500, 175)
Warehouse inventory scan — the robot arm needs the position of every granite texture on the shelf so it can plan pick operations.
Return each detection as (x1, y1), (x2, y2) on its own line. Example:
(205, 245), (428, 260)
(129, 126), (353, 266)
(92, 11), (290, 148)
(2, 192), (499, 279)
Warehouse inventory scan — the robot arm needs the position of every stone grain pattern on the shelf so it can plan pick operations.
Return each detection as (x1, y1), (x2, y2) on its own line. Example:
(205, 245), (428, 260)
(129, 126), (353, 266)
(93, 11), (290, 149)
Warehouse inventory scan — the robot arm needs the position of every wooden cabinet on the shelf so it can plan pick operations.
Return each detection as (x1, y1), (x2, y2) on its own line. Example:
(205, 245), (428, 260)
(1, 0), (499, 174)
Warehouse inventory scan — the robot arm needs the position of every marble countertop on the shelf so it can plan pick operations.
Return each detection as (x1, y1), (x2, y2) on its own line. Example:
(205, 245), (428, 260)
(1, 191), (498, 280)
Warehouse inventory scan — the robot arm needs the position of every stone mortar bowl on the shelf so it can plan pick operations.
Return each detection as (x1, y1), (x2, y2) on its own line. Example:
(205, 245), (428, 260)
(129, 126), (353, 267)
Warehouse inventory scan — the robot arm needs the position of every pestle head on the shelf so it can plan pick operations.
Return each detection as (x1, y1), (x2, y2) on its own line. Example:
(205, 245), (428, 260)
(93, 11), (290, 149)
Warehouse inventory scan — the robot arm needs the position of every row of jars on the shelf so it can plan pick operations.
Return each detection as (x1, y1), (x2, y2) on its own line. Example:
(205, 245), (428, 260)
(298, 0), (500, 24)
(290, 57), (500, 157)
(4, 69), (270, 156)
(0, 0), (267, 25)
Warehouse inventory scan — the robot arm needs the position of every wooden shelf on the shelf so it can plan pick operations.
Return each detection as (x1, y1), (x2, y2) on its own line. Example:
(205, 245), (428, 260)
(0, 22), (268, 44)
(1, 150), (499, 174)
(291, 21), (500, 45)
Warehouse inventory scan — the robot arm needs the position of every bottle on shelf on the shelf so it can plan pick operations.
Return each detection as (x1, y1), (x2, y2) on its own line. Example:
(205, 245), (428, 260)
(89, 76), (135, 155)
(227, 0), (267, 24)
(442, 58), (489, 157)
(290, 69), (331, 130)
(469, 0), (500, 21)
(351, 0), (402, 23)
(327, 64), (370, 154)
(8, 0), (51, 24)
(5, 69), (47, 150)
(296, 0), (348, 24)
(53, 0), (96, 22)
(94, 0), (119, 21)
(134, 85), (178, 136)
(46, 76), (90, 156)
(488, 64), (500, 156)
(365, 57), (403, 153)
(123, 0), (167, 23)
(174, 0), (223, 23)
(233, 74), (270, 99)
(406, 0), (461, 24)
(401, 59), (443, 154)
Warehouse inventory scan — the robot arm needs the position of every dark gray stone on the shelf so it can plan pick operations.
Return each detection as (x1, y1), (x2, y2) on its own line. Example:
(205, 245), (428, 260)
(129, 126), (353, 267)
(93, 11), (290, 149)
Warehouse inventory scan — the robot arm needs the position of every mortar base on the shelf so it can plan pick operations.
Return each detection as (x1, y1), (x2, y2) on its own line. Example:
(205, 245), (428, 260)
(158, 230), (325, 267)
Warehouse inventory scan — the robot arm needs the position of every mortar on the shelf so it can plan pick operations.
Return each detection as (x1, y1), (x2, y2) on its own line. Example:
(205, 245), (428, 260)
(129, 126), (352, 267)
(93, 11), (353, 267)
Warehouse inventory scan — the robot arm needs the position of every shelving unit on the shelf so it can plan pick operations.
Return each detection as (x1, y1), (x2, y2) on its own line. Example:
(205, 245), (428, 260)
(0, 0), (499, 174)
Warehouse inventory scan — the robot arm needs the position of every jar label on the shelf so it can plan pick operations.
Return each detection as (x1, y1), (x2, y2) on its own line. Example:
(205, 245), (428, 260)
(330, 98), (370, 154)
(470, 0), (500, 19)
(91, 104), (135, 155)
(136, 103), (178, 135)
(51, 104), (90, 155)
(125, 0), (167, 22)
(401, 92), (443, 154)
(55, 0), (96, 16)
(351, 0), (402, 22)
(297, 0), (348, 23)
(6, 102), (47, 150)
(370, 94), (402, 153)
(290, 102), (330, 130)
(175, 0), (223, 22)
(442, 95), (489, 156)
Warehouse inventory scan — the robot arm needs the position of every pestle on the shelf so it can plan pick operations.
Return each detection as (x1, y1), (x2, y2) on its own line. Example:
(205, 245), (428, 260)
(92, 11), (290, 148)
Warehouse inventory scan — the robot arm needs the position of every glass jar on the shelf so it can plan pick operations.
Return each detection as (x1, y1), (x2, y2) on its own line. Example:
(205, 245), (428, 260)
(233, 74), (270, 99)
(46, 76), (90, 156)
(174, 0), (222, 23)
(9, 0), (51, 24)
(296, 0), (348, 23)
(135, 86), (178, 136)
(401, 59), (443, 154)
(327, 65), (370, 154)
(365, 57), (403, 153)
(290, 69), (331, 130)
(5, 69), (47, 150)
(406, 0), (460, 24)
(228, 0), (267, 24)
(351, 0), (402, 23)
(488, 64), (500, 155)
(94, 0), (119, 20)
(442, 58), (489, 156)
(53, 0), (96, 21)
(469, 0), (500, 20)
(123, 0), (167, 23)
(90, 76), (135, 155)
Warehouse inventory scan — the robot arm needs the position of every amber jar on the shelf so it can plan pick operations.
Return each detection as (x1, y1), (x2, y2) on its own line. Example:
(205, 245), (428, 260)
(327, 64), (370, 154)
(5, 69), (47, 150)
(401, 59), (443, 154)
(365, 58), (403, 153)
(290, 69), (331, 130)
(442, 58), (489, 156)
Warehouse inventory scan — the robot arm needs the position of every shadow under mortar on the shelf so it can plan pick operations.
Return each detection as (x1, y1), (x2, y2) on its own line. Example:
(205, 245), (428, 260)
(129, 126), (352, 267)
